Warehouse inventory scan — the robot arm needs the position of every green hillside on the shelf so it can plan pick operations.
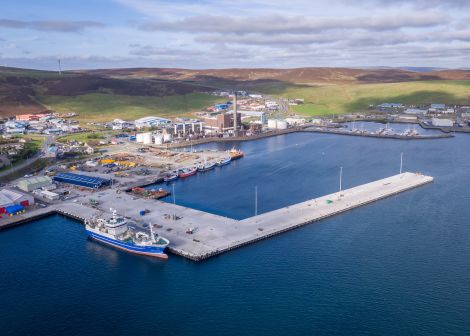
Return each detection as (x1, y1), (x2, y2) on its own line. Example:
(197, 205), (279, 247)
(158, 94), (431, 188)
(272, 81), (470, 116)
(39, 92), (223, 122)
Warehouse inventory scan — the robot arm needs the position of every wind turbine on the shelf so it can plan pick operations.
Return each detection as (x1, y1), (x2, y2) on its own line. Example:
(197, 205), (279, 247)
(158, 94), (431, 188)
(57, 59), (62, 75)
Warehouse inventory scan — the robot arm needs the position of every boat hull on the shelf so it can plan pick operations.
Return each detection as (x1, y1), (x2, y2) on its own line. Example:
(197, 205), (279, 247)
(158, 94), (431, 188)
(230, 154), (243, 160)
(178, 169), (197, 178)
(164, 175), (178, 182)
(198, 165), (215, 172)
(216, 161), (230, 166)
(86, 230), (168, 259)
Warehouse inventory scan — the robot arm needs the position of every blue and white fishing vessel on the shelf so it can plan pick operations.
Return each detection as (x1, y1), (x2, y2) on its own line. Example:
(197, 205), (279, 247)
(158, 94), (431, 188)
(215, 156), (231, 167)
(85, 209), (170, 259)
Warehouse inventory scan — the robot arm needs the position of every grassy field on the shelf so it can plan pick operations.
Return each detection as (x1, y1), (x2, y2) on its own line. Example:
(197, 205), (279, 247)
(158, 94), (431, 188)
(39, 92), (224, 122)
(268, 80), (470, 116)
(1, 158), (53, 181)
(57, 131), (114, 143)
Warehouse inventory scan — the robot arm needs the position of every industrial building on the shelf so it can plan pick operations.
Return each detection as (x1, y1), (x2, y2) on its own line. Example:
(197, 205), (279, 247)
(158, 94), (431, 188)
(238, 110), (267, 124)
(267, 119), (288, 130)
(404, 108), (427, 115)
(39, 190), (60, 201)
(204, 113), (241, 132)
(432, 118), (454, 127)
(0, 189), (34, 213)
(53, 172), (111, 189)
(285, 117), (306, 126)
(135, 116), (171, 129)
(173, 121), (204, 137)
(17, 176), (53, 192)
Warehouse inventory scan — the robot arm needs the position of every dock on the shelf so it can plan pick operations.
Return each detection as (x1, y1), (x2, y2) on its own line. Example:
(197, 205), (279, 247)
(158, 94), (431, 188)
(301, 127), (454, 140)
(0, 172), (433, 261)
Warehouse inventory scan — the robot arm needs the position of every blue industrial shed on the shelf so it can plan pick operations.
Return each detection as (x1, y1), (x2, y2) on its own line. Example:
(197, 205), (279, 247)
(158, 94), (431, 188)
(53, 172), (111, 189)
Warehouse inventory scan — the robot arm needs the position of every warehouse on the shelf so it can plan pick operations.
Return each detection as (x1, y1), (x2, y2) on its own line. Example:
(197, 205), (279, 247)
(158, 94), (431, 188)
(53, 172), (111, 189)
(17, 176), (53, 192)
(0, 189), (34, 214)
(432, 118), (454, 127)
(135, 116), (171, 129)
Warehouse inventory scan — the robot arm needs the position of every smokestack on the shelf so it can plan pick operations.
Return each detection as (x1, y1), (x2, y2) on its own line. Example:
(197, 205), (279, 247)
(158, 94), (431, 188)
(233, 91), (238, 135)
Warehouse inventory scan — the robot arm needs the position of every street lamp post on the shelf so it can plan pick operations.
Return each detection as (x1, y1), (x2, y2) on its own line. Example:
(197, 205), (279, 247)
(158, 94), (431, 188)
(339, 166), (343, 192)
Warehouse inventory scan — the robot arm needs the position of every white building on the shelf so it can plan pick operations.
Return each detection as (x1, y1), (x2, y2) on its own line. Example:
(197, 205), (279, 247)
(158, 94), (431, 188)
(173, 121), (204, 136)
(112, 119), (134, 130)
(404, 108), (427, 115)
(398, 115), (418, 122)
(285, 117), (306, 125)
(432, 118), (454, 127)
(238, 110), (267, 124)
(6, 128), (25, 135)
(267, 119), (289, 129)
(40, 190), (60, 201)
(135, 116), (171, 129)
(0, 188), (34, 207)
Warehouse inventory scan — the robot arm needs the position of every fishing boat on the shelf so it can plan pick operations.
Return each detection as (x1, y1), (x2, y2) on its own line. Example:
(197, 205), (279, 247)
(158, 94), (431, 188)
(163, 173), (178, 182)
(197, 156), (216, 172)
(228, 148), (244, 160)
(178, 166), (197, 178)
(215, 156), (231, 166)
(85, 209), (170, 259)
(197, 161), (216, 172)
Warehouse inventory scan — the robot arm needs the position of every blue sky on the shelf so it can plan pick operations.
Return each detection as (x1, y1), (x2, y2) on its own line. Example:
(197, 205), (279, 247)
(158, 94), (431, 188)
(1, 0), (469, 70)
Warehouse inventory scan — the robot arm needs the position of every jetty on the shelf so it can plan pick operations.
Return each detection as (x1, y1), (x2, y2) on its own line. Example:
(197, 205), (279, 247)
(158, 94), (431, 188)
(0, 172), (433, 261)
(302, 127), (454, 140)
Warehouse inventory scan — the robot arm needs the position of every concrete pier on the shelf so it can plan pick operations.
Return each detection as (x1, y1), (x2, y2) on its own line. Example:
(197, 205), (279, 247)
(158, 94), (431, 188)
(0, 172), (433, 261)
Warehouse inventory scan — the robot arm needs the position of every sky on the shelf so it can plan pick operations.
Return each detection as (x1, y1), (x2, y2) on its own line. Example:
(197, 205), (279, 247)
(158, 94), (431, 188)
(0, 0), (469, 70)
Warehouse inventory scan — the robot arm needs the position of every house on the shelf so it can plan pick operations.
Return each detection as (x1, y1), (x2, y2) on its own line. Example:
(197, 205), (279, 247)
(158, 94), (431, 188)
(16, 114), (39, 121)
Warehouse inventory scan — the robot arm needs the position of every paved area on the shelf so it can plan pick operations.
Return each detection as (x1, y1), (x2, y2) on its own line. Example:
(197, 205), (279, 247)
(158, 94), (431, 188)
(73, 172), (433, 260)
(1, 172), (433, 261)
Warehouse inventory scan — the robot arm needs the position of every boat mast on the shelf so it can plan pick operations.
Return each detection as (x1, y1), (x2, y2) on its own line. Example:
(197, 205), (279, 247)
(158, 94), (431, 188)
(400, 152), (403, 174)
(149, 223), (156, 243)
(339, 166), (343, 192)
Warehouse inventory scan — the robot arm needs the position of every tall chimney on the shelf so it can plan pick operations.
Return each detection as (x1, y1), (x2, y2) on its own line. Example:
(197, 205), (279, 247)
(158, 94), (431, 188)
(233, 91), (238, 136)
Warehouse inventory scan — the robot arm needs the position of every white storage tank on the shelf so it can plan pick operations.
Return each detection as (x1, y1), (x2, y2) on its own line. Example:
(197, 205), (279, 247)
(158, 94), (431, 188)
(154, 135), (163, 145)
(142, 132), (153, 144)
(163, 133), (173, 143)
(136, 133), (144, 143)
(276, 120), (288, 129)
(267, 119), (278, 129)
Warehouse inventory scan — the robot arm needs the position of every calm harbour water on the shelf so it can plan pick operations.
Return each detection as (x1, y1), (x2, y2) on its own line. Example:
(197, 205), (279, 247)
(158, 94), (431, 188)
(2, 125), (470, 335)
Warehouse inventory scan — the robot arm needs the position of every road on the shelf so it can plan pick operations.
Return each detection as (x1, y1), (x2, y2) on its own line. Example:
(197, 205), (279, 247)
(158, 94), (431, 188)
(0, 135), (54, 179)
